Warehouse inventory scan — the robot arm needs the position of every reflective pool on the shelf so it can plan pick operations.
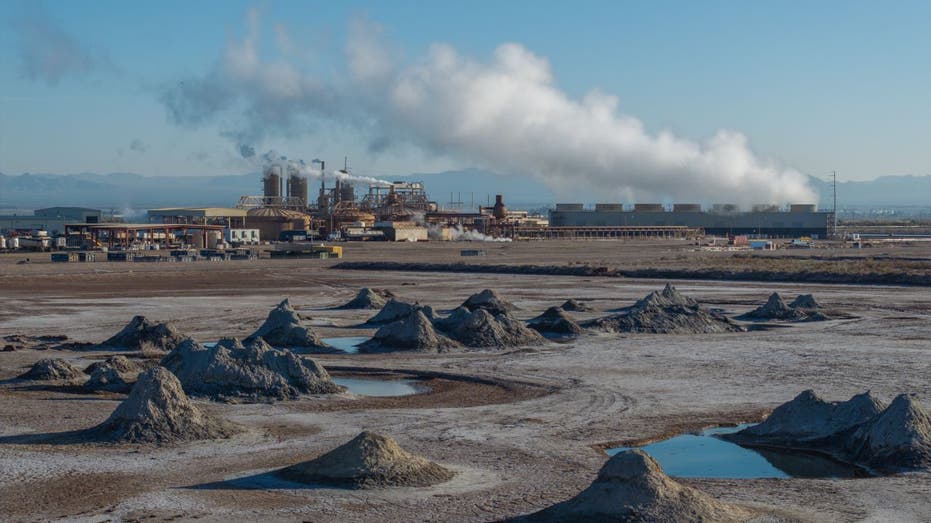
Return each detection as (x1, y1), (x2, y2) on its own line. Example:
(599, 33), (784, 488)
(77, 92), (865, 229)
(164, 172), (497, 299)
(332, 377), (424, 397)
(607, 424), (867, 479)
(322, 337), (370, 354)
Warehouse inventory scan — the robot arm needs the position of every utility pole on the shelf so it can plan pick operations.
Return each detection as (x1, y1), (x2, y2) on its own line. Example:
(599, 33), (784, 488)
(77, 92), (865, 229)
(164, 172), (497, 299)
(833, 170), (838, 238)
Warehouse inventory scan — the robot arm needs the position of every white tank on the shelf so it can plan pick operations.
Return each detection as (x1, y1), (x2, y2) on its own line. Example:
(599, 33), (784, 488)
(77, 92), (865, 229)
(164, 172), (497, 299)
(206, 230), (222, 249)
(7, 237), (19, 249)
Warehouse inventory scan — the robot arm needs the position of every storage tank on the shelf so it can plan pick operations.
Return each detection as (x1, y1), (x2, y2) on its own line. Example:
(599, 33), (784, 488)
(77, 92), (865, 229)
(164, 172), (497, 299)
(7, 237), (19, 249)
(672, 203), (702, 212)
(633, 203), (664, 212)
(790, 204), (817, 213)
(206, 230), (222, 249)
(595, 203), (623, 212)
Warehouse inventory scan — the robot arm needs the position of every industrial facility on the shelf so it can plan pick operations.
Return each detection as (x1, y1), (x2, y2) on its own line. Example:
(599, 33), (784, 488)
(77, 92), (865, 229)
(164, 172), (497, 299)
(0, 157), (842, 260)
(549, 203), (835, 239)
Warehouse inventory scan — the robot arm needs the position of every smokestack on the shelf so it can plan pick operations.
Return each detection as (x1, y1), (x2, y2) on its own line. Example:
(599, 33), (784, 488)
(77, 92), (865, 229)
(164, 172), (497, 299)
(492, 194), (507, 220)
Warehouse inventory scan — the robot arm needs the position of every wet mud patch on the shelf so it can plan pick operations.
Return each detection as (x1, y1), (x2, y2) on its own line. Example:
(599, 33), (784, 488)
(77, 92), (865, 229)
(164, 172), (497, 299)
(303, 367), (557, 411)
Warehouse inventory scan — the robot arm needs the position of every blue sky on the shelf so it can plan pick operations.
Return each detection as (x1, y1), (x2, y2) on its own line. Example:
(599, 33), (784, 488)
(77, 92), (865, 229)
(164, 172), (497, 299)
(1, 0), (929, 184)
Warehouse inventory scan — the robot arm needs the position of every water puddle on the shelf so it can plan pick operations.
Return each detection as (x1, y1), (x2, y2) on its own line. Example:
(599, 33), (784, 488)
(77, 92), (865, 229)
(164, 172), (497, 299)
(202, 338), (369, 353)
(607, 424), (867, 479)
(322, 337), (370, 354)
(332, 377), (424, 397)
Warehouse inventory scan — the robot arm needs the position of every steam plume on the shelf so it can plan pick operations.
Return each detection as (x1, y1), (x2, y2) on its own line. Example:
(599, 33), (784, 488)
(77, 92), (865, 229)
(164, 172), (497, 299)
(161, 11), (817, 206)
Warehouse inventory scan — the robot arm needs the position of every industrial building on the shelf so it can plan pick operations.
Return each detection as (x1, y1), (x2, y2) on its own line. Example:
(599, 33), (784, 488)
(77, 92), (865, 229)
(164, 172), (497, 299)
(0, 207), (101, 235)
(548, 203), (834, 238)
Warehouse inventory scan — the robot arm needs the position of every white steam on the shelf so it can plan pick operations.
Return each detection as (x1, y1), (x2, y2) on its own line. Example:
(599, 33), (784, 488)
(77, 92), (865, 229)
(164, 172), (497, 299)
(162, 11), (818, 206)
(428, 224), (512, 242)
(257, 150), (392, 187)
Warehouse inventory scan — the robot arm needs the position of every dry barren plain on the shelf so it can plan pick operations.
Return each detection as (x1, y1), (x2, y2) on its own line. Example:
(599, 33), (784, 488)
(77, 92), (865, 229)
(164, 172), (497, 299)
(1, 240), (929, 522)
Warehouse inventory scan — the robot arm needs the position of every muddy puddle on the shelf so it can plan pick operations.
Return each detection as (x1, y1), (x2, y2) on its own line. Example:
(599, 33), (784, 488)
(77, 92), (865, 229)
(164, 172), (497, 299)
(607, 424), (869, 479)
(322, 337), (369, 353)
(332, 377), (425, 397)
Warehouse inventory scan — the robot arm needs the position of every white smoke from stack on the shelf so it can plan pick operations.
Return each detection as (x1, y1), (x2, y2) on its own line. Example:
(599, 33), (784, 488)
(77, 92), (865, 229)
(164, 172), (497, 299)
(162, 12), (818, 206)
(258, 149), (392, 187)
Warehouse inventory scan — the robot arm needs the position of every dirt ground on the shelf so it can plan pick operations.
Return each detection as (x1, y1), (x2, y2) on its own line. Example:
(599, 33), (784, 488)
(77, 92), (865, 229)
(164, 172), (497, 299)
(1, 241), (929, 522)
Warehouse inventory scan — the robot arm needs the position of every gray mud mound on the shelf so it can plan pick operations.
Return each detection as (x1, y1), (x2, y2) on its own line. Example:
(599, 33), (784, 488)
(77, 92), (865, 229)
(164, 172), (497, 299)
(278, 431), (454, 489)
(560, 299), (593, 312)
(18, 358), (84, 381)
(89, 367), (237, 444)
(790, 294), (821, 309)
(739, 292), (810, 321)
(366, 299), (436, 325)
(245, 299), (332, 351)
(527, 307), (583, 337)
(358, 310), (460, 353)
(841, 393), (931, 472)
(161, 337), (344, 401)
(636, 283), (699, 308)
(337, 288), (394, 310)
(84, 365), (133, 393)
(461, 289), (516, 315)
(518, 450), (754, 522)
(84, 355), (141, 375)
(83, 355), (154, 392)
(726, 390), (885, 446)
(738, 292), (829, 322)
(439, 308), (544, 348)
(586, 284), (744, 334)
(100, 316), (187, 352)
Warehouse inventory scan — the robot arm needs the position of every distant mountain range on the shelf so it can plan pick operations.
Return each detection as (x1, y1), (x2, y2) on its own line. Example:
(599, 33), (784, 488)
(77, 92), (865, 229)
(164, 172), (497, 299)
(1, 170), (928, 212)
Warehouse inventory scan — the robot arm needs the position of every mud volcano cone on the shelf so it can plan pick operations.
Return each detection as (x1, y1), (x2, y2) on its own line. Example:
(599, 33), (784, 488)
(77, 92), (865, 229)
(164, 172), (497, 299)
(739, 292), (808, 321)
(441, 308), (543, 348)
(279, 431), (454, 489)
(84, 355), (141, 375)
(90, 367), (237, 444)
(461, 289), (516, 315)
(100, 316), (187, 352)
(727, 390), (885, 445)
(527, 306), (583, 337)
(161, 338), (343, 400)
(337, 288), (392, 310)
(246, 299), (330, 350)
(560, 299), (592, 312)
(523, 450), (753, 522)
(367, 299), (436, 325)
(358, 310), (460, 353)
(790, 294), (821, 309)
(844, 393), (931, 472)
(18, 358), (83, 381)
(587, 284), (743, 334)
